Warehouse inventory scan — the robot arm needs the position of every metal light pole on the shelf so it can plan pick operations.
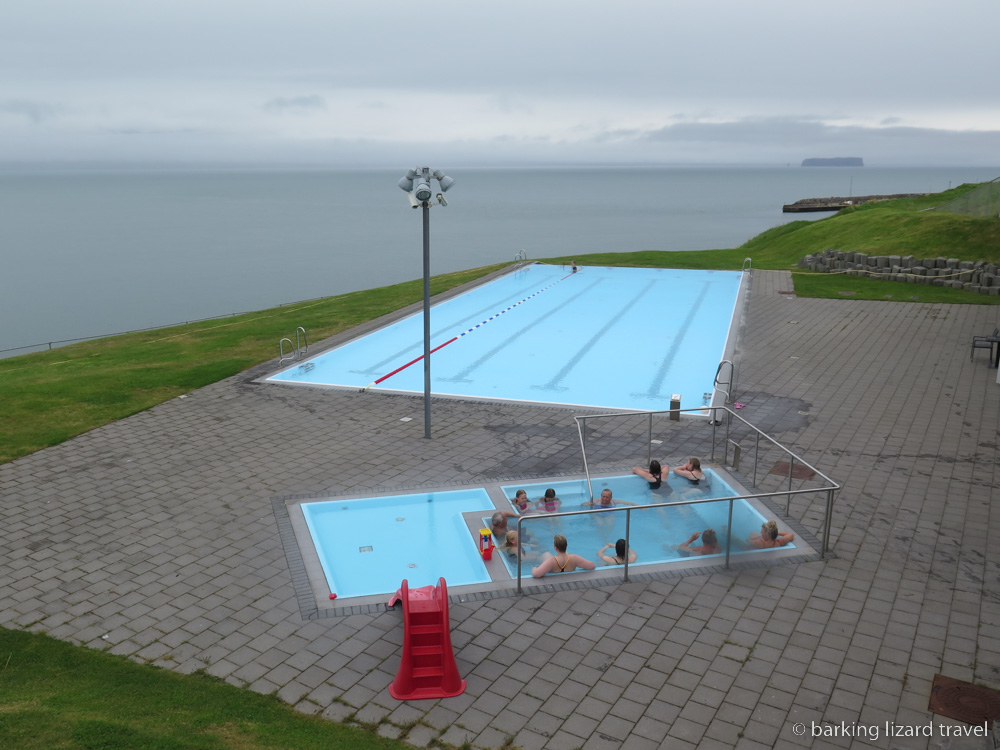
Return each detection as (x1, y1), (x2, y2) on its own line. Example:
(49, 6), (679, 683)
(398, 167), (455, 439)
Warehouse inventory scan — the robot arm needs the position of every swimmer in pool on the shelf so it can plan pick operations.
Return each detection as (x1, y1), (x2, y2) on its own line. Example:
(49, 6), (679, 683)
(582, 488), (639, 509)
(502, 530), (534, 560)
(597, 539), (637, 566)
(490, 510), (519, 543)
(531, 535), (595, 578)
(535, 488), (562, 513)
(632, 460), (663, 489)
(672, 458), (705, 485)
(747, 520), (794, 549)
(510, 489), (532, 514)
(678, 528), (721, 555)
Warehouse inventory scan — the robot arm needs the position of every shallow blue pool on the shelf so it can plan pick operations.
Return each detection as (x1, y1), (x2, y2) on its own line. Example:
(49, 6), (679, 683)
(301, 489), (494, 599)
(495, 473), (786, 577)
(269, 264), (744, 411)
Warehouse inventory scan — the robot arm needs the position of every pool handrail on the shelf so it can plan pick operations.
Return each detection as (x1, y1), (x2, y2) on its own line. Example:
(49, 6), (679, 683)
(573, 405), (840, 555)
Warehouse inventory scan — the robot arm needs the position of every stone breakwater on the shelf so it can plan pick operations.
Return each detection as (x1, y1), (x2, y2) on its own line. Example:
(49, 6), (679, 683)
(799, 249), (1000, 295)
(782, 194), (929, 212)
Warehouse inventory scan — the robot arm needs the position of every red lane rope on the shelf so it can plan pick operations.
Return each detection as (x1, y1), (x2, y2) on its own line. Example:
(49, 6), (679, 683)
(360, 268), (579, 392)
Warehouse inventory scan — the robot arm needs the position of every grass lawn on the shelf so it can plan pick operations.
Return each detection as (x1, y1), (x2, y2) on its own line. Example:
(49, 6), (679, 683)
(0, 628), (410, 750)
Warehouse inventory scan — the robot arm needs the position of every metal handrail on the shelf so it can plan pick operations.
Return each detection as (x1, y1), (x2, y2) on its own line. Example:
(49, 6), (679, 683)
(295, 327), (308, 358)
(573, 406), (840, 553)
(742, 257), (752, 272)
(278, 337), (295, 364)
(714, 360), (734, 404)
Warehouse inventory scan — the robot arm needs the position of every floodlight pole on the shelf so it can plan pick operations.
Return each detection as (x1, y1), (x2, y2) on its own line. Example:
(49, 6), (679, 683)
(421, 187), (432, 439)
(398, 166), (455, 440)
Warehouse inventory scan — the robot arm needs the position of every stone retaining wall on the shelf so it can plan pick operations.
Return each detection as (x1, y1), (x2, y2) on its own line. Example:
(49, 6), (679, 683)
(798, 250), (1000, 295)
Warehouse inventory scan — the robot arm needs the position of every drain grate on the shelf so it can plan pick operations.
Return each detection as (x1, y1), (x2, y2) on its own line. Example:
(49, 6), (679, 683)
(769, 461), (817, 480)
(929, 674), (1000, 725)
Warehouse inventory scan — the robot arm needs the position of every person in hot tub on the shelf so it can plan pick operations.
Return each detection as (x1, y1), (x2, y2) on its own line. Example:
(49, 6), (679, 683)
(748, 520), (794, 548)
(509, 489), (533, 514)
(597, 538), (638, 566)
(678, 528), (721, 556)
(582, 488), (639, 510)
(531, 535), (595, 578)
(490, 510), (520, 543)
(632, 460), (663, 489)
(672, 457), (705, 485)
(535, 488), (562, 513)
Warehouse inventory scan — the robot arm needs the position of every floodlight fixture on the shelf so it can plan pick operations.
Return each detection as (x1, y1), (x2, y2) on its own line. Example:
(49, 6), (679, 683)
(397, 168), (418, 192)
(414, 179), (433, 202)
(432, 170), (456, 192)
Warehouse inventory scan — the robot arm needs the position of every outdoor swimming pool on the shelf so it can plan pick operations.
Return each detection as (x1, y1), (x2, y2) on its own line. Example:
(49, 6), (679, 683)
(301, 489), (494, 599)
(268, 264), (745, 412)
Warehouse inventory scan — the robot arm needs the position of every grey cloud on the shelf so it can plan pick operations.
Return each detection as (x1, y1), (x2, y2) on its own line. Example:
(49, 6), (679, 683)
(0, 99), (60, 124)
(610, 117), (1000, 166)
(262, 95), (327, 114)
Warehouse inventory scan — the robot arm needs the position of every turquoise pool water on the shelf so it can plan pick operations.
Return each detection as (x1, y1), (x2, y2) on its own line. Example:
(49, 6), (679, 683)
(300, 473), (790, 601)
(495, 473), (785, 577)
(301, 489), (494, 599)
(268, 264), (744, 411)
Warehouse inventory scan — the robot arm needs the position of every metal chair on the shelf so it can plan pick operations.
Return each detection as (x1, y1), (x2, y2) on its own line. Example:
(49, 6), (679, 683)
(971, 327), (1000, 363)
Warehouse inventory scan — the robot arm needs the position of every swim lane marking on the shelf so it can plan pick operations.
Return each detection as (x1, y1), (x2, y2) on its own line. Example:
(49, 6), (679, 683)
(440, 277), (604, 383)
(361, 269), (581, 391)
(534, 278), (658, 392)
(349, 276), (550, 376)
(639, 280), (713, 399)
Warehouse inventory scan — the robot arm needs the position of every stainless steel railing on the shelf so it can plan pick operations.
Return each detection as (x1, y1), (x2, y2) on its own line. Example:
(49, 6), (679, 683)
(573, 406), (839, 554)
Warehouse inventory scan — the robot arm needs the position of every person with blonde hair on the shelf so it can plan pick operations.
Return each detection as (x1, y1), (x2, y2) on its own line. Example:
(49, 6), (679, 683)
(672, 457), (705, 485)
(748, 520), (794, 548)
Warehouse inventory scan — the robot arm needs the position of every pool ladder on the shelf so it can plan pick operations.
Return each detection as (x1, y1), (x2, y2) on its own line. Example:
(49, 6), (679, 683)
(279, 327), (308, 364)
(714, 359), (743, 467)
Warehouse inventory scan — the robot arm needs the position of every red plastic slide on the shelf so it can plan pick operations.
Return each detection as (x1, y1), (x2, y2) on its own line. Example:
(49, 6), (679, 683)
(389, 578), (466, 700)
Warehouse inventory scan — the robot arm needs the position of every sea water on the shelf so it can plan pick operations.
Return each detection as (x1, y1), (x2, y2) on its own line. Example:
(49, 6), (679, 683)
(2, 164), (997, 355)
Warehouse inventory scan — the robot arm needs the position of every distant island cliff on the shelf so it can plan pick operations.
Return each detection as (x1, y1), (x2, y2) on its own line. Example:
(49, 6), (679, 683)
(802, 157), (864, 167)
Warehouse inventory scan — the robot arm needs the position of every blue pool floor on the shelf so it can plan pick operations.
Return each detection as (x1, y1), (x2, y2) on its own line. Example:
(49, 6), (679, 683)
(267, 264), (747, 412)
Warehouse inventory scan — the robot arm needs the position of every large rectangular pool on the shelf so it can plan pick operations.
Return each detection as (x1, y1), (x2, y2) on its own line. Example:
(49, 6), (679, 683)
(268, 264), (745, 412)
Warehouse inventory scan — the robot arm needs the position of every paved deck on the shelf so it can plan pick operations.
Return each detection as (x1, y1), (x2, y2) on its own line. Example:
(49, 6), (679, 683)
(2, 270), (999, 749)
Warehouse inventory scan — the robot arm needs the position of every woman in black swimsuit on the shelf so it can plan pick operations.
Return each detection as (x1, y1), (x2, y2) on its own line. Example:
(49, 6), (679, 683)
(632, 460), (663, 489)
(672, 458), (705, 485)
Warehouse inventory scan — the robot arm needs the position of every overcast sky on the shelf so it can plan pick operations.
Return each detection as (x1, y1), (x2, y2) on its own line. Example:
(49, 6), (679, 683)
(2, 0), (998, 167)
